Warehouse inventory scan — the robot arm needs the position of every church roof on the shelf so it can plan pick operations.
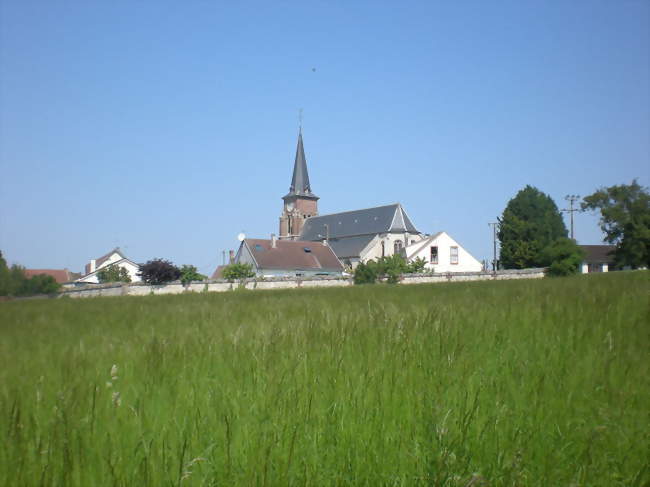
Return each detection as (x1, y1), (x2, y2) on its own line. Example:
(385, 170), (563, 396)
(299, 203), (419, 241)
(327, 235), (377, 259)
(283, 131), (318, 200)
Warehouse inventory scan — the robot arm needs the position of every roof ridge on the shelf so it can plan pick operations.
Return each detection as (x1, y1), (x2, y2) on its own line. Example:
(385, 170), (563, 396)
(306, 203), (401, 219)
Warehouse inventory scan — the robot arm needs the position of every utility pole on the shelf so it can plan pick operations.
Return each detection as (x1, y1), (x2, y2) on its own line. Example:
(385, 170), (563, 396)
(562, 195), (580, 241)
(488, 222), (498, 271)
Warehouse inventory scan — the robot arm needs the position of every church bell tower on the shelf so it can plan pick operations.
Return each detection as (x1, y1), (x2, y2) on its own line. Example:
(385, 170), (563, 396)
(279, 129), (319, 240)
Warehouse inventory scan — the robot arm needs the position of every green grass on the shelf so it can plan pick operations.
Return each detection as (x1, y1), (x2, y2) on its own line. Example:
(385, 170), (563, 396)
(1, 272), (648, 486)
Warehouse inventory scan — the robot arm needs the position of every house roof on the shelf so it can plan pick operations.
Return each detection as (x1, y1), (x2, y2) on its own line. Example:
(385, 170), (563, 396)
(23, 269), (78, 284)
(283, 130), (318, 201)
(579, 245), (615, 264)
(243, 238), (343, 272)
(327, 235), (377, 259)
(95, 247), (126, 268)
(300, 203), (419, 241)
(211, 265), (227, 279)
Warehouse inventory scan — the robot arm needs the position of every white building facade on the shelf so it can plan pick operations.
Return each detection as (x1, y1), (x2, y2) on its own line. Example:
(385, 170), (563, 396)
(404, 231), (483, 273)
(76, 248), (141, 283)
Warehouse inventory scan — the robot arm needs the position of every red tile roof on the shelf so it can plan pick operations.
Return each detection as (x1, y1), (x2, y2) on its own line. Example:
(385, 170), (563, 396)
(211, 265), (227, 279)
(23, 269), (75, 284)
(245, 239), (343, 272)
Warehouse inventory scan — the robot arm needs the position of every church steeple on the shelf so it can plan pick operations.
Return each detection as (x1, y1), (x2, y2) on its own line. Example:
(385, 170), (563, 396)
(279, 130), (319, 240)
(285, 129), (317, 199)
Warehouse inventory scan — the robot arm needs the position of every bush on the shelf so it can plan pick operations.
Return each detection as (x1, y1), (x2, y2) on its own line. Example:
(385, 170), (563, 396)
(97, 264), (132, 284)
(542, 238), (586, 277)
(222, 263), (255, 281)
(353, 261), (379, 285)
(354, 254), (424, 285)
(138, 259), (181, 285)
(406, 257), (427, 274)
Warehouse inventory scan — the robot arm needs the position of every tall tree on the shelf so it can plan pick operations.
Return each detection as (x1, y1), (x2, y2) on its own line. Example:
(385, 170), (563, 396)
(498, 185), (568, 269)
(582, 180), (650, 269)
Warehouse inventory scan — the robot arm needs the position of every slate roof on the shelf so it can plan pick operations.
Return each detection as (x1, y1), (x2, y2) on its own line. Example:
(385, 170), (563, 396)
(300, 203), (418, 241)
(579, 245), (615, 264)
(23, 269), (79, 284)
(243, 239), (343, 272)
(327, 235), (377, 259)
(283, 131), (318, 200)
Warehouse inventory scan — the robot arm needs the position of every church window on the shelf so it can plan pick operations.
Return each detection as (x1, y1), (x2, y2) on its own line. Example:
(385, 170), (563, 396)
(394, 240), (403, 254)
(430, 246), (438, 264)
(450, 246), (459, 264)
(381, 241), (385, 258)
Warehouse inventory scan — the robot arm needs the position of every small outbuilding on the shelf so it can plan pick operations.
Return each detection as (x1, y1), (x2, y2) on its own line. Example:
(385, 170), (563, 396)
(579, 245), (615, 273)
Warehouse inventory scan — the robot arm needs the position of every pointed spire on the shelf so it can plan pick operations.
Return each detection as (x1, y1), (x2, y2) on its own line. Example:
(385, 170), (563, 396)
(284, 130), (318, 200)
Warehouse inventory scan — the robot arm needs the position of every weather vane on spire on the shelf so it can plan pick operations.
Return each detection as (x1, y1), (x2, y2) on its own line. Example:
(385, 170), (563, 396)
(298, 108), (303, 133)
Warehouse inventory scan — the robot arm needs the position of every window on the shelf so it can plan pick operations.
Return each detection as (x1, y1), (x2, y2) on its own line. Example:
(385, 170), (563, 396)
(450, 246), (459, 265)
(430, 246), (438, 264)
(381, 241), (385, 258)
(394, 240), (403, 254)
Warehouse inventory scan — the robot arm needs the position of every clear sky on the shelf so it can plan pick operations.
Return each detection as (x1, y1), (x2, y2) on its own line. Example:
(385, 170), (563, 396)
(1, 0), (648, 275)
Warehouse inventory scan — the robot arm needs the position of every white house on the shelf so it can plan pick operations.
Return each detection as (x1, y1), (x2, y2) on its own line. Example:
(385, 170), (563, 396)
(76, 248), (141, 283)
(579, 245), (615, 273)
(404, 231), (483, 273)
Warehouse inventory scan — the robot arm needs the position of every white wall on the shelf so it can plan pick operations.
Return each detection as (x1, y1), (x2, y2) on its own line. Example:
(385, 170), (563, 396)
(405, 232), (482, 273)
(361, 232), (424, 262)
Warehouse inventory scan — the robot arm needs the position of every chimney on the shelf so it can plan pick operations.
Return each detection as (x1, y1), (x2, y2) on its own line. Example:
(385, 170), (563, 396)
(229, 250), (235, 264)
(89, 259), (96, 273)
(322, 238), (328, 246)
(271, 234), (277, 248)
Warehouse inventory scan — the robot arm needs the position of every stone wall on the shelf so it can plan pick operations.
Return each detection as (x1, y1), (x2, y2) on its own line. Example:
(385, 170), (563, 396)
(57, 269), (545, 299)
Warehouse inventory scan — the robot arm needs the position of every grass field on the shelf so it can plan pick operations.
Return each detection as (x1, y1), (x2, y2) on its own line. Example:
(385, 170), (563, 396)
(1, 272), (648, 486)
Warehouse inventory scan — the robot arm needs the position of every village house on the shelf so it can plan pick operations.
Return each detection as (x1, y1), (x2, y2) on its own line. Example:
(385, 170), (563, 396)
(234, 235), (344, 278)
(76, 248), (141, 283)
(579, 245), (615, 273)
(404, 231), (483, 273)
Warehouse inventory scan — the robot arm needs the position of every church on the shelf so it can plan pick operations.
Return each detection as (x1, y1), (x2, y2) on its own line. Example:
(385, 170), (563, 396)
(278, 130), (426, 267)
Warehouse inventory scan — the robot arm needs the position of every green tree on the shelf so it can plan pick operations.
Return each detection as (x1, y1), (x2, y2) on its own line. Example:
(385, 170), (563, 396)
(541, 238), (586, 277)
(581, 180), (650, 269)
(0, 251), (10, 296)
(498, 185), (568, 269)
(222, 263), (255, 281)
(97, 264), (132, 284)
(180, 265), (207, 285)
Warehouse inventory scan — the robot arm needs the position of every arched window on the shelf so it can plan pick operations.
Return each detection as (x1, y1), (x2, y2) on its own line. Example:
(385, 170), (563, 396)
(394, 240), (403, 254)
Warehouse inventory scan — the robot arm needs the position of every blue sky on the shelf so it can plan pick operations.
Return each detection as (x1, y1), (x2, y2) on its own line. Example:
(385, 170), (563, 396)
(1, 0), (648, 275)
